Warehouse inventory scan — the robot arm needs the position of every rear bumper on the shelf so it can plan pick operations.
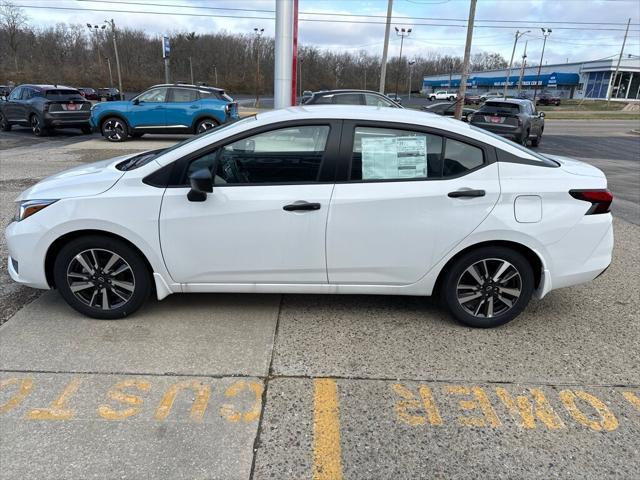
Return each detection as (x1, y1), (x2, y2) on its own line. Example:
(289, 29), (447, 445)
(472, 123), (523, 141)
(44, 113), (91, 128)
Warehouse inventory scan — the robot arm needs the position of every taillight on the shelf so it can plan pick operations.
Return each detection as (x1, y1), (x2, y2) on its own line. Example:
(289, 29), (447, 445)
(569, 189), (613, 215)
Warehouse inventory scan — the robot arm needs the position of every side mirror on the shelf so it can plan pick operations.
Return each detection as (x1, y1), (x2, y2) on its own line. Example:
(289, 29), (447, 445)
(132, 98), (139, 105)
(539, 111), (546, 118)
(187, 168), (213, 202)
(0, 96), (6, 101)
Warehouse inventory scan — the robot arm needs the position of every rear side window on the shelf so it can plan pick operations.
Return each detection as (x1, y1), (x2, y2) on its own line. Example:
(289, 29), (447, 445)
(443, 139), (484, 177)
(187, 125), (330, 184)
(364, 94), (396, 107)
(312, 95), (333, 104)
(479, 102), (520, 115)
(333, 93), (363, 105)
(170, 88), (198, 102)
(350, 127), (443, 181)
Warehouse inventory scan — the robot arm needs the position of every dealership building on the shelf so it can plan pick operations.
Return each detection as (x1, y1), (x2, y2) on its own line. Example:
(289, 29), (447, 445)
(422, 56), (640, 100)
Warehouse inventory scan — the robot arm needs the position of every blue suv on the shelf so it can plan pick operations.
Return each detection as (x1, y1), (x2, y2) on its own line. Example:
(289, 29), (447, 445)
(90, 84), (239, 142)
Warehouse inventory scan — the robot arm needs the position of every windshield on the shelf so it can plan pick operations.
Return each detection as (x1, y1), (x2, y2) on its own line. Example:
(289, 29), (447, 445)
(479, 102), (520, 115)
(469, 125), (559, 167)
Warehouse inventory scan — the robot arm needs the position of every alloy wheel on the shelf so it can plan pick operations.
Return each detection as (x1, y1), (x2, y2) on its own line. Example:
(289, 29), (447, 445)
(0, 113), (6, 129)
(456, 258), (522, 318)
(103, 119), (125, 141)
(66, 248), (136, 310)
(197, 119), (217, 134)
(31, 116), (41, 135)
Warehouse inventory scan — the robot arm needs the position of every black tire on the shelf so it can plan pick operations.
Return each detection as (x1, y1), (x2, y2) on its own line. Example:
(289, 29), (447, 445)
(195, 117), (219, 134)
(531, 132), (542, 147)
(81, 126), (92, 134)
(101, 116), (129, 142)
(441, 246), (534, 328)
(30, 114), (48, 137)
(429, 96), (435, 101)
(0, 112), (11, 131)
(53, 235), (151, 319)
(448, 96), (454, 101)
(521, 129), (530, 147)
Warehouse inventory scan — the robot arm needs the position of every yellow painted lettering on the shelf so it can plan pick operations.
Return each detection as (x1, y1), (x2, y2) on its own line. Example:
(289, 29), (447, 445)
(154, 380), (211, 422)
(622, 391), (640, 412)
(219, 380), (263, 423)
(0, 377), (33, 414)
(392, 383), (442, 426)
(446, 385), (501, 428)
(98, 380), (151, 420)
(559, 390), (618, 432)
(495, 387), (564, 430)
(26, 378), (81, 420)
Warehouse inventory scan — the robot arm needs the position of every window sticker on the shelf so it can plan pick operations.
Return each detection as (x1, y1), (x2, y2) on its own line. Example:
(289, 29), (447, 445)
(361, 135), (427, 180)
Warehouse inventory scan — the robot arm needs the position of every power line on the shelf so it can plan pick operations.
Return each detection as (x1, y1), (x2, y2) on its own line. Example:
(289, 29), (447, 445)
(14, 3), (640, 32)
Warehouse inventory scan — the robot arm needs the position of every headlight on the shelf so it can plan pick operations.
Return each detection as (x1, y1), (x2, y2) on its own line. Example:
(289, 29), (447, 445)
(14, 200), (58, 222)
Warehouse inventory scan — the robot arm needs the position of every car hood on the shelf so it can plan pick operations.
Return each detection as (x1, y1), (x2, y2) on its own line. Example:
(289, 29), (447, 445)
(544, 154), (606, 178)
(15, 154), (134, 201)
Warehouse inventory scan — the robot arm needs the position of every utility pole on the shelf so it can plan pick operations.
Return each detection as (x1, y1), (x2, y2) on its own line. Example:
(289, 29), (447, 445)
(517, 40), (528, 92)
(607, 17), (630, 105)
(455, 0), (476, 120)
(213, 64), (218, 85)
(105, 57), (114, 87)
(394, 27), (411, 98)
(408, 60), (415, 99)
(299, 58), (304, 100)
(254, 27), (264, 108)
(532, 28), (551, 103)
(448, 59), (453, 89)
(504, 30), (529, 97)
(379, 0), (393, 94)
(189, 56), (194, 84)
(106, 19), (123, 99)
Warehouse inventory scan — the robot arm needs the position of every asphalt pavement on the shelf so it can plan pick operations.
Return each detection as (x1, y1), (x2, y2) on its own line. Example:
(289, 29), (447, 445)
(0, 119), (639, 479)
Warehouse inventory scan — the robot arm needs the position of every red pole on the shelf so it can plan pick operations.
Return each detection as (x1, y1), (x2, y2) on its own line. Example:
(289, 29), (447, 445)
(291, 0), (298, 105)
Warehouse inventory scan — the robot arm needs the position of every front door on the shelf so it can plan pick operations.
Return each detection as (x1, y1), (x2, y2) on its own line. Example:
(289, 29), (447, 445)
(128, 87), (168, 128)
(326, 123), (501, 285)
(159, 122), (340, 284)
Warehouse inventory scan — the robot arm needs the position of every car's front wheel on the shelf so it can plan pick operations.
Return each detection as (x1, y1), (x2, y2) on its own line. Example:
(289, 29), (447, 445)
(101, 117), (128, 142)
(0, 112), (11, 131)
(53, 235), (151, 319)
(442, 246), (534, 328)
(195, 118), (219, 134)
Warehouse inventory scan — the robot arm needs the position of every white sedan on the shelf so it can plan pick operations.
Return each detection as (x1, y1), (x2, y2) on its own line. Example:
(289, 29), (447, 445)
(6, 106), (613, 328)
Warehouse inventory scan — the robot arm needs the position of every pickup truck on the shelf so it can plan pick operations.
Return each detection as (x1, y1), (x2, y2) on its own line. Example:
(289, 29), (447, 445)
(428, 90), (457, 101)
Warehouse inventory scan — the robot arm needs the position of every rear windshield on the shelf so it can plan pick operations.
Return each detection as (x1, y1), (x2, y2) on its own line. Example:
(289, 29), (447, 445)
(479, 102), (520, 115)
(45, 89), (83, 99)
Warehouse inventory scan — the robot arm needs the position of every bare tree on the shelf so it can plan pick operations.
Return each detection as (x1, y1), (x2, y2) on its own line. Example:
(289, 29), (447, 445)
(0, 1), (27, 72)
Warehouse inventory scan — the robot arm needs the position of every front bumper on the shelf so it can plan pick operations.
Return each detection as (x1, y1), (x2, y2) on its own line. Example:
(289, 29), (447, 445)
(5, 219), (50, 290)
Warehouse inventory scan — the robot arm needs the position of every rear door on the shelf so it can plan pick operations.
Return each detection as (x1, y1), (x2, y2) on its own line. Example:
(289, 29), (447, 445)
(165, 87), (199, 130)
(326, 122), (500, 285)
(4, 87), (24, 122)
(129, 87), (168, 128)
(159, 121), (340, 284)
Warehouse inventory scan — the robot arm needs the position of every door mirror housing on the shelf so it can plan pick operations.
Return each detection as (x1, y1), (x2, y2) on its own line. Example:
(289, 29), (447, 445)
(539, 111), (546, 118)
(132, 98), (140, 105)
(187, 168), (213, 202)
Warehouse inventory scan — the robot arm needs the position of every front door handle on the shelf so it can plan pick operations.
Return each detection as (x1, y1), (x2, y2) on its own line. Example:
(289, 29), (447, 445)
(283, 201), (321, 212)
(448, 189), (486, 198)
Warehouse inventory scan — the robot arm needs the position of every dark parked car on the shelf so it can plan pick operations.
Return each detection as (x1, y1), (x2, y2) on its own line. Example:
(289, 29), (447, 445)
(469, 98), (544, 147)
(536, 91), (561, 106)
(385, 93), (402, 104)
(78, 87), (99, 100)
(422, 101), (476, 122)
(464, 93), (481, 105)
(0, 85), (13, 97)
(303, 89), (402, 108)
(301, 90), (313, 104)
(97, 87), (122, 101)
(0, 84), (91, 136)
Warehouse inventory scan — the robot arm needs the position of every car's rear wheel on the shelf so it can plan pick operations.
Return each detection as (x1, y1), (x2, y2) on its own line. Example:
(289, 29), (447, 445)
(101, 117), (128, 142)
(448, 96), (454, 101)
(195, 118), (219, 134)
(53, 235), (151, 319)
(0, 112), (11, 131)
(429, 96), (435, 101)
(531, 131), (542, 147)
(521, 129), (530, 147)
(442, 246), (534, 328)
(30, 114), (48, 136)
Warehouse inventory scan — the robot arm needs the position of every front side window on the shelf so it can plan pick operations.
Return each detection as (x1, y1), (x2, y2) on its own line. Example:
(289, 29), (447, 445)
(137, 87), (168, 103)
(187, 125), (330, 185)
(350, 127), (443, 181)
(170, 88), (198, 103)
(8, 88), (22, 100)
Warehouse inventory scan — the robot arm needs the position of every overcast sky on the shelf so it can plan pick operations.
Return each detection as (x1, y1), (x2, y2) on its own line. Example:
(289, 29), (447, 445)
(12, 0), (640, 65)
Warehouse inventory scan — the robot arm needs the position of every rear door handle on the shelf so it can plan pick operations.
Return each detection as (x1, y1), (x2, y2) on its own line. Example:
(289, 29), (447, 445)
(283, 201), (321, 212)
(448, 189), (486, 198)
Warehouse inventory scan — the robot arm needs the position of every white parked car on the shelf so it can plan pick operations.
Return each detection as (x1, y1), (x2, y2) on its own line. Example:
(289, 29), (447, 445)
(6, 106), (613, 327)
(429, 90), (458, 101)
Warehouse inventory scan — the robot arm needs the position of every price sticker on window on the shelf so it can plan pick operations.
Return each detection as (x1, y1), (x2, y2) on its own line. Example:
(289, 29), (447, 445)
(362, 135), (427, 180)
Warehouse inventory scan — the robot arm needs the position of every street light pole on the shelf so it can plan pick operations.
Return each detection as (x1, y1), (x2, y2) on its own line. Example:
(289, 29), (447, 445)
(532, 28), (551, 103)
(394, 27), (411, 99)
(105, 57), (114, 87)
(189, 56), (194, 84)
(504, 30), (529, 97)
(408, 60), (415, 99)
(105, 19), (123, 100)
(517, 40), (528, 92)
(607, 17), (631, 105)
(379, 0), (393, 94)
(213, 64), (218, 85)
(254, 27), (264, 108)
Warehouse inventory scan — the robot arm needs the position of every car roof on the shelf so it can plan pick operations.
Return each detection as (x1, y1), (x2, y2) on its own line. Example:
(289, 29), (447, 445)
(17, 84), (77, 90)
(485, 98), (529, 105)
(313, 89), (385, 95)
(151, 83), (224, 92)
